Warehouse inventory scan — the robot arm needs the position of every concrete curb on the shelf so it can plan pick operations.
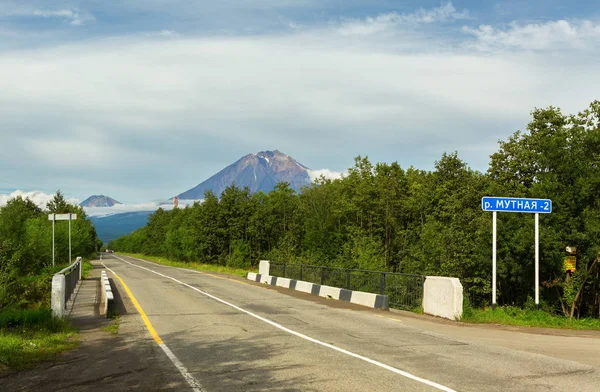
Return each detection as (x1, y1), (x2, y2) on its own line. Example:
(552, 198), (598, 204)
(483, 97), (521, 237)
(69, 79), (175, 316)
(247, 272), (389, 310)
(101, 270), (114, 317)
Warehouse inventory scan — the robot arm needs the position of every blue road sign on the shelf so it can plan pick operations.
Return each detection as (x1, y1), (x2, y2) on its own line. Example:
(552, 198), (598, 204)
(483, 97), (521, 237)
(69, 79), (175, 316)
(482, 197), (552, 214)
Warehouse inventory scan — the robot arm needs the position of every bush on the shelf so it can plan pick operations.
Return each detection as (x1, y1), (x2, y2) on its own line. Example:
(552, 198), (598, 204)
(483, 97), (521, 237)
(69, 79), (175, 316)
(0, 271), (54, 310)
(0, 308), (71, 333)
(461, 296), (474, 320)
(523, 295), (553, 313)
(226, 240), (251, 269)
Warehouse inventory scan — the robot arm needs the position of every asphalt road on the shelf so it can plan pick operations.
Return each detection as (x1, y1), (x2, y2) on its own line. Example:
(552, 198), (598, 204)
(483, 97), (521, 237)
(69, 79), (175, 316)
(99, 254), (600, 392)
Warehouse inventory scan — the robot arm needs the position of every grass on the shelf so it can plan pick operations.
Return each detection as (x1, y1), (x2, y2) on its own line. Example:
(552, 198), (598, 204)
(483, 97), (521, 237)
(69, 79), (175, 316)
(0, 255), (97, 370)
(461, 305), (600, 330)
(0, 308), (77, 369)
(81, 259), (94, 279)
(118, 252), (256, 277)
(410, 306), (424, 314)
(101, 315), (119, 335)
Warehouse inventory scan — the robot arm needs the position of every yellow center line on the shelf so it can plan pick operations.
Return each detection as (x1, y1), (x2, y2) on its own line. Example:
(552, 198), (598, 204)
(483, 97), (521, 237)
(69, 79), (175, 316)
(110, 270), (164, 345)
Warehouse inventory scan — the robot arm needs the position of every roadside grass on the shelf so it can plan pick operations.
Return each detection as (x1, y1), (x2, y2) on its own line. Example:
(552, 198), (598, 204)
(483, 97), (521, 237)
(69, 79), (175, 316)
(117, 252), (256, 277)
(81, 259), (94, 279)
(461, 304), (600, 330)
(410, 306), (424, 314)
(0, 308), (77, 369)
(101, 315), (119, 335)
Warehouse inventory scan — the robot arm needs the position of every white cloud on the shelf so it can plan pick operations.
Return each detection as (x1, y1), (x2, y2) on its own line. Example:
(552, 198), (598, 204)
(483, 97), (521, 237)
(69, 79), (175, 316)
(462, 20), (600, 51)
(0, 190), (79, 209)
(86, 198), (200, 217)
(84, 202), (162, 217)
(30, 8), (93, 26)
(0, 4), (95, 26)
(146, 29), (180, 38)
(1, 5), (599, 201)
(337, 2), (469, 36)
(0, 190), (190, 217)
(307, 169), (343, 182)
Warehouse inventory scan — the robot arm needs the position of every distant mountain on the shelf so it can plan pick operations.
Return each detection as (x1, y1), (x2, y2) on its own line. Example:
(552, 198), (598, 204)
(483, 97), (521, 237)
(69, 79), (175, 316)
(91, 211), (152, 244)
(80, 195), (122, 207)
(177, 150), (311, 200)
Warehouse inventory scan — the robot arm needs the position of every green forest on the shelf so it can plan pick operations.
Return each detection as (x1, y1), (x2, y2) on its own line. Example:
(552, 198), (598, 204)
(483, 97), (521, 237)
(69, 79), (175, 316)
(0, 192), (100, 310)
(110, 101), (600, 319)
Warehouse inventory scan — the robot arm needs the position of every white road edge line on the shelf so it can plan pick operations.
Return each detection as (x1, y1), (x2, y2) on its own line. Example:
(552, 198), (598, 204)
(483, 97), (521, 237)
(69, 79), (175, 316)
(158, 343), (203, 392)
(101, 262), (204, 392)
(112, 254), (457, 392)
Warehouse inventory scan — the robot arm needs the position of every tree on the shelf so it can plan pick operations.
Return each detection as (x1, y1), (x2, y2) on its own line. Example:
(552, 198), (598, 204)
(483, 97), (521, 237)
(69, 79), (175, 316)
(0, 196), (42, 249)
(46, 190), (71, 213)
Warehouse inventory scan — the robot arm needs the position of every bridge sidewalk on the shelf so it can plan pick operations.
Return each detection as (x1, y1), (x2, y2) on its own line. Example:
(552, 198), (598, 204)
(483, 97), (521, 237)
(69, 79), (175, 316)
(66, 267), (102, 327)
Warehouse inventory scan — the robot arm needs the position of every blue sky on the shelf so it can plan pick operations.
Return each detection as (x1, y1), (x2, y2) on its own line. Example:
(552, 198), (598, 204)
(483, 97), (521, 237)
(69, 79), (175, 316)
(1, 1), (599, 204)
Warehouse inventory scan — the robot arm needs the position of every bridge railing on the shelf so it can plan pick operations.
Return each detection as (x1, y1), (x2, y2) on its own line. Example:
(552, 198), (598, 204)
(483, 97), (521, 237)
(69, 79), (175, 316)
(269, 262), (424, 310)
(51, 257), (82, 318)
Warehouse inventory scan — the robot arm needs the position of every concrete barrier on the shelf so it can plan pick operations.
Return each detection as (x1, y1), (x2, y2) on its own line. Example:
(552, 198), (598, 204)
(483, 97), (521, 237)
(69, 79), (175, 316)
(101, 271), (114, 317)
(246, 272), (389, 310)
(51, 274), (66, 318)
(423, 276), (463, 320)
(258, 260), (270, 276)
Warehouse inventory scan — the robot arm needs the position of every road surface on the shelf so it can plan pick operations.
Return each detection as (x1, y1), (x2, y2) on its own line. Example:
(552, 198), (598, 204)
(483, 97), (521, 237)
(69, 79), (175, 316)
(99, 254), (600, 392)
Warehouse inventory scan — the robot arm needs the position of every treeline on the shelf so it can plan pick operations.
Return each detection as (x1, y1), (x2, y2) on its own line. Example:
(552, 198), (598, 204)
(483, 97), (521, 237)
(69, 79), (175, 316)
(0, 192), (101, 309)
(111, 101), (600, 317)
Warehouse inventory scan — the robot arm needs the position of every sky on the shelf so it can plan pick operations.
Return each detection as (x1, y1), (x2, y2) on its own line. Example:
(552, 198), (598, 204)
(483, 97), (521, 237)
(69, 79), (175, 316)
(1, 0), (599, 205)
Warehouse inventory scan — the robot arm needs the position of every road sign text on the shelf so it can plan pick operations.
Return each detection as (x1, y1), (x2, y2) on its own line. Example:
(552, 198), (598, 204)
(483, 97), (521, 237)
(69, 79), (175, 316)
(481, 197), (552, 214)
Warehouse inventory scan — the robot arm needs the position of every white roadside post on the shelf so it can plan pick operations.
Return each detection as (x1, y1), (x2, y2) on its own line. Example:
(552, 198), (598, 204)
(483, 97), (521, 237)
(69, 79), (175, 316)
(482, 197), (551, 310)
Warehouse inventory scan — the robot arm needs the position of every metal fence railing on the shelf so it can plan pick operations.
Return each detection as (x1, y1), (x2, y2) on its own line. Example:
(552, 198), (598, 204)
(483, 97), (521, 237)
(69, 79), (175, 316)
(269, 262), (424, 310)
(58, 257), (82, 307)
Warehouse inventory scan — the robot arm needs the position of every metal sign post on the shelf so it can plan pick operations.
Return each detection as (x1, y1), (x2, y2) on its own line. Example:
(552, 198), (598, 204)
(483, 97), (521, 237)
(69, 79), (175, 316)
(482, 197), (552, 310)
(48, 213), (78, 267)
(492, 211), (497, 310)
(52, 215), (55, 268)
(69, 214), (72, 265)
(535, 213), (539, 307)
